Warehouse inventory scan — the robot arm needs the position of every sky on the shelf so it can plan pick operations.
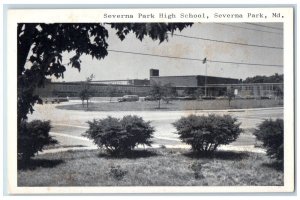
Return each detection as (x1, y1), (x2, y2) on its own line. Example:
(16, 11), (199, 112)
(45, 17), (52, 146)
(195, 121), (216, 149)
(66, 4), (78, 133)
(51, 23), (283, 82)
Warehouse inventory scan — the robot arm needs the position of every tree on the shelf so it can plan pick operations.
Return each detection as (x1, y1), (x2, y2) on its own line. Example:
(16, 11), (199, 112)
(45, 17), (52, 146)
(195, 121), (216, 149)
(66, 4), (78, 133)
(18, 23), (193, 123)
(226, 88), (235, 106)
(243, 73), (283, 83)
(79, 89), (90, 108)
(79, 74), (95, 108)
(18, 24), (108, 124)
(150, 82), (170, 109)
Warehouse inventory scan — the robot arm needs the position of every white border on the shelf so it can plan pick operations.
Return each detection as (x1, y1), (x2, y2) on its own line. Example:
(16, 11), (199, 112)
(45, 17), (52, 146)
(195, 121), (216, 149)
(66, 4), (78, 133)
(6, 7), (295, 194)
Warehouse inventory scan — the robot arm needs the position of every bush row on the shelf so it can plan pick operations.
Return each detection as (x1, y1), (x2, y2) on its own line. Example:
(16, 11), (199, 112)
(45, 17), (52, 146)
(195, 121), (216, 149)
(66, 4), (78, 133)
(84, 115), (283, 161)
(18, 115), (283, 162)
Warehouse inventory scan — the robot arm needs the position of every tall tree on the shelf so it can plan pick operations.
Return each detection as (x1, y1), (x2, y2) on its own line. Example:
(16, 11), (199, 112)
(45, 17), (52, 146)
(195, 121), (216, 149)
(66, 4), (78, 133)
(79, 74), (95, 108)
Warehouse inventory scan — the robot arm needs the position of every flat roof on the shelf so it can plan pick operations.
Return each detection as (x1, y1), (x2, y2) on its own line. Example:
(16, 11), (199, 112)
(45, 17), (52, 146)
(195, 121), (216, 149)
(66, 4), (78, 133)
(150, 75), (238, 80)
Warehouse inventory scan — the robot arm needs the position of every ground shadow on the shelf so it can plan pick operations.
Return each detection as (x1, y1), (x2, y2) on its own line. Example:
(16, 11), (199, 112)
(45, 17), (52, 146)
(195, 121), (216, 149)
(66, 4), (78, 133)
(262, 161), (283, 171)
(45, 144), (87, 150)
(18, 159), (64, 170)
(97, 149), (159, 159)
(183, 150), (249, 161)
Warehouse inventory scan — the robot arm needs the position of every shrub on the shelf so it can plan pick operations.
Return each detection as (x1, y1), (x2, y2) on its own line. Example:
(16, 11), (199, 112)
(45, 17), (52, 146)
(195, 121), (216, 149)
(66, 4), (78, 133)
(173, 114), (242, 152)
(83, 115), (155, 155)
(253, 119), (283, 161)
(18, 120), (58, 161)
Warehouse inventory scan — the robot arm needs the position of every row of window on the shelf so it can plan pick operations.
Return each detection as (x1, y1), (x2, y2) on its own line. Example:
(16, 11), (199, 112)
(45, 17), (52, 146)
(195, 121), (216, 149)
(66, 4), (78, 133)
(53, 84), (151, 93)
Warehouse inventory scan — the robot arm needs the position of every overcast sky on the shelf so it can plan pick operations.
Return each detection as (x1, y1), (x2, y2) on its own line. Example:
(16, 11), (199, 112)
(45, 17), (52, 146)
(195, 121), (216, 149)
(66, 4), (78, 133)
(53, 23), (283, 82)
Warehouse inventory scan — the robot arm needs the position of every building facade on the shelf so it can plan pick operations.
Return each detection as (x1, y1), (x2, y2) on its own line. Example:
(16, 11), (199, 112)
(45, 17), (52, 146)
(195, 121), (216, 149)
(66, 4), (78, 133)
(34, 69), (283, 99)
(34, 80), (151, 97)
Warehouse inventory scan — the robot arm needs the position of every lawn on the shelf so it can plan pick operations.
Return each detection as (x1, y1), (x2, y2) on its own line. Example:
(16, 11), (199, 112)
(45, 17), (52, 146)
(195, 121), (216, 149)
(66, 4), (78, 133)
(57, 99), (283, 112)
(18, 148), (283, 186)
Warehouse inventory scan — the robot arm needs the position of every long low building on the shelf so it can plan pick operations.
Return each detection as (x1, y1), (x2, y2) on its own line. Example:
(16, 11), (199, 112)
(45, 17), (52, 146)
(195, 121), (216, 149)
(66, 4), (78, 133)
(34, 69), (283, 99)
(35, 79), (151, 97)
(150, 74), (239, 87)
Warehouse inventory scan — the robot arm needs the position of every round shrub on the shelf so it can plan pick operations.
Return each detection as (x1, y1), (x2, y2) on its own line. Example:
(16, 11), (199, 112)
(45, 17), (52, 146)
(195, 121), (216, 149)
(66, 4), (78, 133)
(18, 120), (58, 161)
(173, 114), (242, 152)
(253, 119), (283, 161)
(83, 115), (154, 155)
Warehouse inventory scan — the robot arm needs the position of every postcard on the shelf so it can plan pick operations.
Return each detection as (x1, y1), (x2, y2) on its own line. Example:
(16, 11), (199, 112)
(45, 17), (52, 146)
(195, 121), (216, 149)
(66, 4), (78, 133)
(5, 7), (294, 194)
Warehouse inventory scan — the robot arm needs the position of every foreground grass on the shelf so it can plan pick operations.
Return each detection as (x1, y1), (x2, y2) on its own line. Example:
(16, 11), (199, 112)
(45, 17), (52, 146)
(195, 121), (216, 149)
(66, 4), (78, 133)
(57, 99), (283, 112)
(18, 148), (283, 186)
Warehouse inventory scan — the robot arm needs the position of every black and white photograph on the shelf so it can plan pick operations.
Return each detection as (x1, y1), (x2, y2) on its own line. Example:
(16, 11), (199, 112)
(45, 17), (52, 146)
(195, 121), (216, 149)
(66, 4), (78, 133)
(4, 7), (295, 194)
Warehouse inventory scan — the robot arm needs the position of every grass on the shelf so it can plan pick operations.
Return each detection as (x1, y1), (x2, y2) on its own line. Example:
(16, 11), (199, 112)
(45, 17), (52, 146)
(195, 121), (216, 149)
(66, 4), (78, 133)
(57, 99), (283, 112)
(18, 148), (283, 186)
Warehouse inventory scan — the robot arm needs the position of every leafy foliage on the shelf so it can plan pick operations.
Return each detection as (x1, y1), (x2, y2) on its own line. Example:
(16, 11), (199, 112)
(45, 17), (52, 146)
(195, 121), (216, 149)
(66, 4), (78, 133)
(18, 120), (58, 161)
(79, 74), (95, 108)
(150, 82), (176, 108)
(253, 119), (284, 161)
(79, 88), (92, 107)
(83, 115), (155, 155)
(18, 23), (109, 122)
(110, 23), (193, 43)
(173, 114), (242, 152)
(243, 73), (283, 83)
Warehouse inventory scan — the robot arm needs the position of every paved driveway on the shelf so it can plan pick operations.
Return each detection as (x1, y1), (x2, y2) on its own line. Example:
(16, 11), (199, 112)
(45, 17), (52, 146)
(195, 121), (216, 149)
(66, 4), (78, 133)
(28, 101), (283, 153)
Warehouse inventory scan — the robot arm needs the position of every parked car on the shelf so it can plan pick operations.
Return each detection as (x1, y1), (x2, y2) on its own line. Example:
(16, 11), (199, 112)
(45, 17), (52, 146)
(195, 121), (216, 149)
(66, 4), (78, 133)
(43, 97), (69, 104)
(118, 95), (139, 102)
(260, 96), (272, 100)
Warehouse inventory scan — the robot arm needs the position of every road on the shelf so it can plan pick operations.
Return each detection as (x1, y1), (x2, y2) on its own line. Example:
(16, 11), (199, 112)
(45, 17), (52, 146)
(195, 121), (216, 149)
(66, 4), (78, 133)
(27, 101), (283, 153)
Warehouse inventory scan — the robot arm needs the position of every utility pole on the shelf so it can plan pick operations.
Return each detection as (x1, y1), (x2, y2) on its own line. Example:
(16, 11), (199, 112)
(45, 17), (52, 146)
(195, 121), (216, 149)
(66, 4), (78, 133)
(203, 57), (207, 97)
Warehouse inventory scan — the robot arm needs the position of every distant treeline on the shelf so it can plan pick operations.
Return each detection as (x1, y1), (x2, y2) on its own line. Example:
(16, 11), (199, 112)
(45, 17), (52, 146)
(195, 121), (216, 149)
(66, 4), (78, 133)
(241, 73), (283, 83)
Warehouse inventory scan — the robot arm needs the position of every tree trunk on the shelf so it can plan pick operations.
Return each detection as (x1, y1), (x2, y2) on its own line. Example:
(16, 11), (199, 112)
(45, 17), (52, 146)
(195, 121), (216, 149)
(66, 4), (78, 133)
(17, 24), (35, 77)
